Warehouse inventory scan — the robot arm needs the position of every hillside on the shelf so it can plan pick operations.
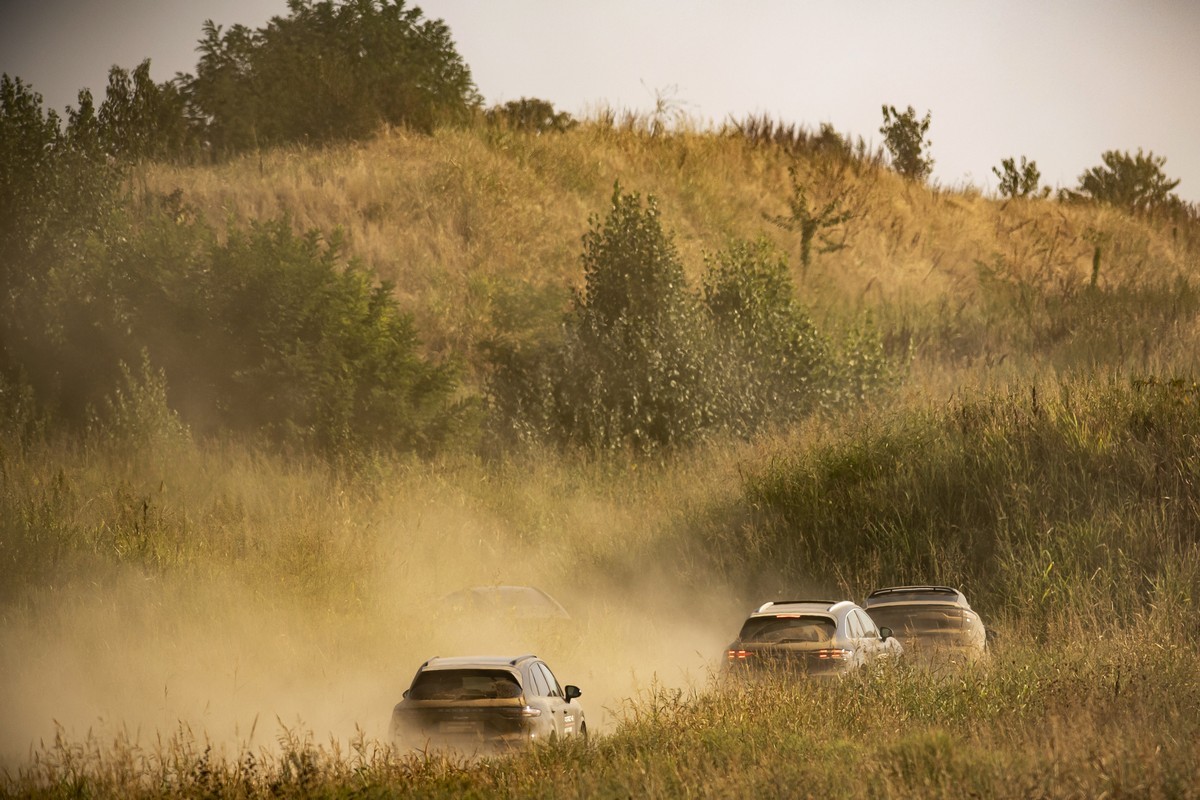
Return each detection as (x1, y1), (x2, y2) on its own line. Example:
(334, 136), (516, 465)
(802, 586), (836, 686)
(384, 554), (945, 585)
(140, 119), (1200, 383)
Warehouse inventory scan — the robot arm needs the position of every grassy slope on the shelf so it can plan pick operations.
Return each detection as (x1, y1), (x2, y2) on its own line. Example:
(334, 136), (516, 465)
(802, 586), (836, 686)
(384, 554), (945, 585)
(138, 122), (1200, 380)
(5, 121), (1200, 796)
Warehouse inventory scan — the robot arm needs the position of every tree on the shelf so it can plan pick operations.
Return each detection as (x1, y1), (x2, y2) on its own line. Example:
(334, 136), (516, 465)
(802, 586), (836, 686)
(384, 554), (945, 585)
(484, 97), (576, 133)
(486, 184), (711, 452)
(95, 60), (193, 161)
(993, 156), (1044, 199)
(181, 0), (482, 152)
(766, 164), (856, 276)
(1063, 149), (1181, 215)
(880, 104), (933, 181)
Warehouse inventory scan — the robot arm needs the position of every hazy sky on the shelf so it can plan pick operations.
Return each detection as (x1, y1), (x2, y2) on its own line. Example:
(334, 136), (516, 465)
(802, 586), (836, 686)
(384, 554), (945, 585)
(2, 0), (1198, 202)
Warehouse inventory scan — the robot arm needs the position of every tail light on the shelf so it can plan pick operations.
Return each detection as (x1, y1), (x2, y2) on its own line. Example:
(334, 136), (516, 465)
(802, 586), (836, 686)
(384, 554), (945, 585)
(727, 649), (750, 661)
(816, 649), (852, 660)
(500, 706), (542, 718)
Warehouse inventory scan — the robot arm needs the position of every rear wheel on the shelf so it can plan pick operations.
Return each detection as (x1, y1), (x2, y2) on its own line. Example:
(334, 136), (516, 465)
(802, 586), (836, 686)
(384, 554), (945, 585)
(579, 722), (588, 744)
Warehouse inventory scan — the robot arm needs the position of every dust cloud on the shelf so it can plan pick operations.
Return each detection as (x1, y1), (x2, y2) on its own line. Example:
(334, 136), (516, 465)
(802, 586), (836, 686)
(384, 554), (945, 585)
(0, 481), (749, 770)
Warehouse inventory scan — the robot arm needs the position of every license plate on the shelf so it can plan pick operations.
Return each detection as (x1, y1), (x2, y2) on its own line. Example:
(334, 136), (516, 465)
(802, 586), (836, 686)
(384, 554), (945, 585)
(440, 721), (477, 734)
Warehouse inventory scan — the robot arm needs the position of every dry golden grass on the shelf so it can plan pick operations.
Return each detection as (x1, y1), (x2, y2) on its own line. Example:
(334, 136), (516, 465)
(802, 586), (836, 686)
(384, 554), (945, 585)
(138, 120), (1198, 384)
(6, 119), (1200, 797)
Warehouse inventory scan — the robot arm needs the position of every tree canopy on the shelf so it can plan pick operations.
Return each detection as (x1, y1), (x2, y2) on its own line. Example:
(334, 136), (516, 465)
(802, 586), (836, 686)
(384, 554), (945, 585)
(180, 0), (482, 152)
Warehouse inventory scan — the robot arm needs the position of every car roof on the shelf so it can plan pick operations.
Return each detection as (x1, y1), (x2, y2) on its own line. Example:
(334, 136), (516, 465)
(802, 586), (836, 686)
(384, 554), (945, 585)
(863, 586), (971, 609)
(749, 599), (858, 618)
(441, 585), (571, 619)
(419, 654), (539, 671)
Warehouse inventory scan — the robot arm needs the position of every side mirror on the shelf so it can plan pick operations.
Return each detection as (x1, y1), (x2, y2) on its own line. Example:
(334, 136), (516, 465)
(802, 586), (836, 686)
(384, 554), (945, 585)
(879, 626), (893, 641)
(564, 685), (582, 701)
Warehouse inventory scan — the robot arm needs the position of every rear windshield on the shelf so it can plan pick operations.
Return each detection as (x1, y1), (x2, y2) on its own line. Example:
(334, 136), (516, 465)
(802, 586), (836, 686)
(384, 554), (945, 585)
(738, 615), (835, 643)
(868, 605), (966, 633)
(409, 669), (522, 700)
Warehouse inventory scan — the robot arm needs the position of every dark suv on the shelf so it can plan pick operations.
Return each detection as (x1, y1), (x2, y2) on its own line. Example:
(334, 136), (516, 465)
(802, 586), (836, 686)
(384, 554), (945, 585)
(390, 654), (585, 752)
(863, 586), (988, 667)
(725, 599), (902, 676)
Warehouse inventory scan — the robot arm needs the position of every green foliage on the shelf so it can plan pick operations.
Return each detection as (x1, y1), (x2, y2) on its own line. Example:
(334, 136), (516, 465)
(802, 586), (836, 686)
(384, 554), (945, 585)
(992, 155), (1044, 199)
(0, 74), (125, 397)
(183, 0), (482, 152)
(88, 352), (189, 454)
(93, 60), (194, 161)
(1, 183), (467, 456)
(1062, 149), (1182, 216)
(702, 238), (832, 430)
(488, 185), (710, 451)
(486, 188), (895, 452)
(880, 104), (933, 181)
(765, 163), (857, 274)
(485, 97), (577, 133)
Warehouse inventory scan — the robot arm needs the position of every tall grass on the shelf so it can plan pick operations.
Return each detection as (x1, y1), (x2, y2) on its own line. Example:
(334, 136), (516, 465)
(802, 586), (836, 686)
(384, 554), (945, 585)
(138, 118), (1200, 384)
(732, 376), (1200, 639)
(5, 117), (1200, 796)
(8, 635), (1198, 798)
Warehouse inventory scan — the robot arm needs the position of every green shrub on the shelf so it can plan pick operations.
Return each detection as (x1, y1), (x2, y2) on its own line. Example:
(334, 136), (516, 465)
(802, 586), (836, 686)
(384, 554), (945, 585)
(2, 181), (468, 457)
(1061, 149), (1181, 216)
(880, 104), (933, 181)
(702, 238), (833, 432)
(992, 156), (1044, 199)
(486, 188), (897, 452)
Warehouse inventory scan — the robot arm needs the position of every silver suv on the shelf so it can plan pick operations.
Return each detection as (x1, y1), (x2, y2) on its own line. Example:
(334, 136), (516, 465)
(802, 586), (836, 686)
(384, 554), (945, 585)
(725, 599), (903, 676)
(390, 654), (586, 753)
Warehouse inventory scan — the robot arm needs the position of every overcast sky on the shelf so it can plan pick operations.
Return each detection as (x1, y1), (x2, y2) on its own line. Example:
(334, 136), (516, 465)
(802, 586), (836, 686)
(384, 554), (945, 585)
(2, 0), (1198, 201)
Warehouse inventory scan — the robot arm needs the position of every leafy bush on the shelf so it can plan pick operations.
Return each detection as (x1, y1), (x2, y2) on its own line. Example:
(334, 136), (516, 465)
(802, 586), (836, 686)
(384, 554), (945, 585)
(2, 190), (467, 456)
(487, 185), (710, 451)
(486, 187), (895, 452)
(992, 156), (1044, 199)
(880, 104), (933, 181)
(1061, 149), (1181, 216)
(702, 238), (833, 431)
(484, 97), (576, 134)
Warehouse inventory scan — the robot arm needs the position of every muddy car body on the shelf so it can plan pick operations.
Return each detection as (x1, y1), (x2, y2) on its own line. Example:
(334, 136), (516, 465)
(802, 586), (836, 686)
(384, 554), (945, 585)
(725, 599), (902, 677)
(863, 586), (987, 667)
(390, 654), (585, 753)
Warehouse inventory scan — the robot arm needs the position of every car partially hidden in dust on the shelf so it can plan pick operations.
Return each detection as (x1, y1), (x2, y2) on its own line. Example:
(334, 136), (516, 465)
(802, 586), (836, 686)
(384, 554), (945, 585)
(440, 585), (571, 621)
(862, 585), (988, 667)
(390, 654), (585, 753)
(725, 599), (902, 677)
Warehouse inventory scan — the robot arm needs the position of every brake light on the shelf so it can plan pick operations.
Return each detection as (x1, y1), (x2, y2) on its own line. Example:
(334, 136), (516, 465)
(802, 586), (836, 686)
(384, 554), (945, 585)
(500, 706), (543, 718)
(816, 649), (852, 660)
(727, 649), (750, 661)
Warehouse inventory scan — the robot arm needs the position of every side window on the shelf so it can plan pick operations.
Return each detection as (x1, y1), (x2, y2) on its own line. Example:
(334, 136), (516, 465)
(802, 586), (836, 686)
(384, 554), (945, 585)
(526, 665), (550, 697)
(537, 663), (562, 698)
(845, 612), (864, 639)
(857, 610), (879, 637)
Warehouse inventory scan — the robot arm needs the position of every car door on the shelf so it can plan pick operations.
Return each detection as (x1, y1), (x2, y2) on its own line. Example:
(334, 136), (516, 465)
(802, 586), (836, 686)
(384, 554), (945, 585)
(536, 662), (579, 737)
(851, 610), (882, 663)
(523, 662), (557, 739)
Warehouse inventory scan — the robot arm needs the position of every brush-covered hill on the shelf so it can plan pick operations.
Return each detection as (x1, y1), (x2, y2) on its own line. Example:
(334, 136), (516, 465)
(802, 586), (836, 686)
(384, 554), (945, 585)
(140, 119), (1200, 386)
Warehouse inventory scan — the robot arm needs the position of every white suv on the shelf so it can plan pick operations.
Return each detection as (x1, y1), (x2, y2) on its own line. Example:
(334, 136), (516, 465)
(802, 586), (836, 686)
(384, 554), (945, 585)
(725, 599), (903, 676)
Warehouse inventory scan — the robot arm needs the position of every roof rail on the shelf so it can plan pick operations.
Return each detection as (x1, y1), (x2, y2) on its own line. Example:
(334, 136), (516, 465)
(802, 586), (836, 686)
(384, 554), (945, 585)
(866, 586), (958, 598)
(509, 654), (537, 666)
